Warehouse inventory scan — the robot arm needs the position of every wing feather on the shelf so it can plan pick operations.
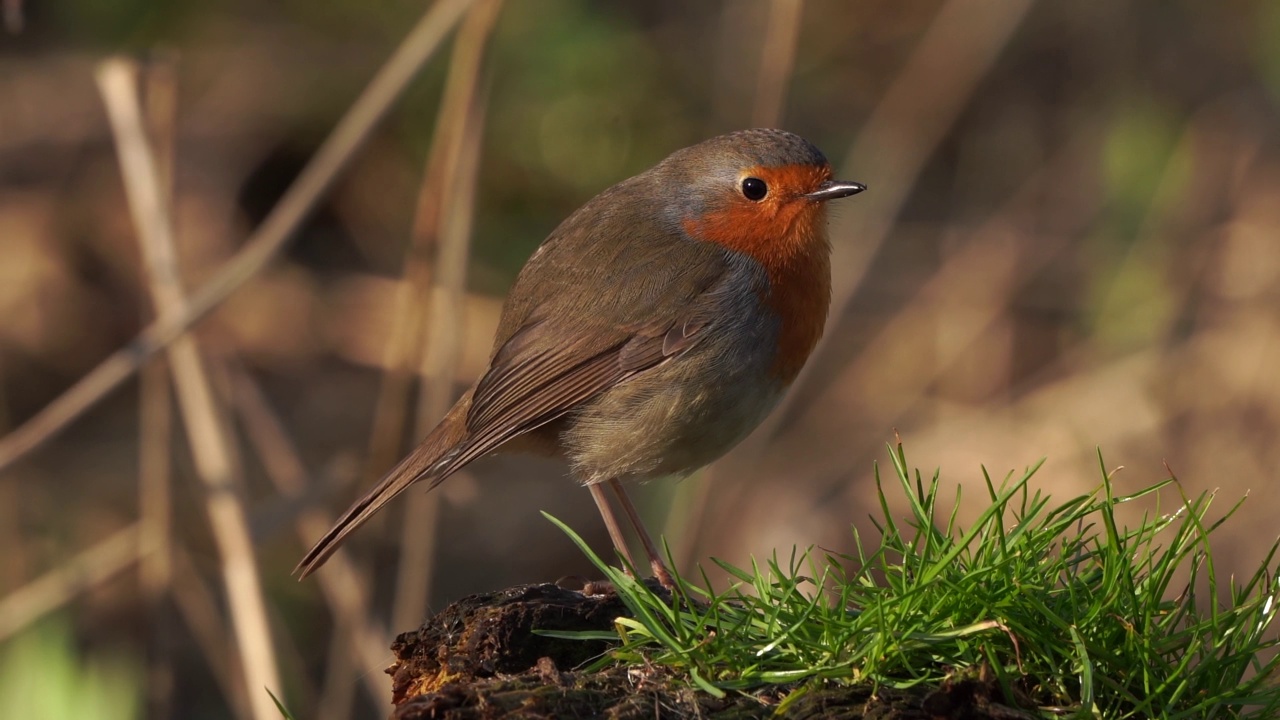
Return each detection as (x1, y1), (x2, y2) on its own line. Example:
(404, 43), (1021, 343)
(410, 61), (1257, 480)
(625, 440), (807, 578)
(459, 262), (733, 461)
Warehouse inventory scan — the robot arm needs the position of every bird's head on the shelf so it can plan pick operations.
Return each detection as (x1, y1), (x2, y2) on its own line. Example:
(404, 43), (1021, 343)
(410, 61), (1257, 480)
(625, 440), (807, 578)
(662, 128), (864, 266)
(654, 129), (865, 381)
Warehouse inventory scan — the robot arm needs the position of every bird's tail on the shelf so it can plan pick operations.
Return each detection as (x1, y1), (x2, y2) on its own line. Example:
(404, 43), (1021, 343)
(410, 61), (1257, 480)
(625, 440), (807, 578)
(294, 391), (473, 579)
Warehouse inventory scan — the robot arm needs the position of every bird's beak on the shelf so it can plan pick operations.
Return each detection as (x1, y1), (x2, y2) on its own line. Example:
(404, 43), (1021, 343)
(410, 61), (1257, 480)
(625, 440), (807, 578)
(804, 180), (866, 202)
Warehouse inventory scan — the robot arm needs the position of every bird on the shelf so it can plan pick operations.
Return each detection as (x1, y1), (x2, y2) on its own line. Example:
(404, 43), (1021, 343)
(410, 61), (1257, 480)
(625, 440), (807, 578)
(295, 128), (865, 587)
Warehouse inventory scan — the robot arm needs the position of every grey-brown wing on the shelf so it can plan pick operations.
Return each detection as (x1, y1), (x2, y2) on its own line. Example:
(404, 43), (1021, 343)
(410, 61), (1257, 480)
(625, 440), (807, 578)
(435, 264), (735, 478)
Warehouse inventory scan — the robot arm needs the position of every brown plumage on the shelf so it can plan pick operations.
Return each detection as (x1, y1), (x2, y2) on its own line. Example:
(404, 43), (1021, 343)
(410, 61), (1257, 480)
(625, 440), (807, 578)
(295, 129), (865, 584)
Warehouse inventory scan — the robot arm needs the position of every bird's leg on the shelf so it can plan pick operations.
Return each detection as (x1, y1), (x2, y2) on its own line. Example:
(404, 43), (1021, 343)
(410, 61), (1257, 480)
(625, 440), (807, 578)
(587, 483), (639, 577)
(608, 478), (676, 589)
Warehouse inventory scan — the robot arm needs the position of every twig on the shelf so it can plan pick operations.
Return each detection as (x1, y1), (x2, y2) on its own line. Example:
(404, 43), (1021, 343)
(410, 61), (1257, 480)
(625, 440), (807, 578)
(97, 58), (282, 720)
(221, 359), (390, 710)
(360, 0), (496, 485)
(0, 0), (475, 474)
(0, 524), (144, 642)
(363, 0), (503, 472)
(171, 543), (251, 720)
(390, 0), (504, 632)
(138, 50), (178, 720)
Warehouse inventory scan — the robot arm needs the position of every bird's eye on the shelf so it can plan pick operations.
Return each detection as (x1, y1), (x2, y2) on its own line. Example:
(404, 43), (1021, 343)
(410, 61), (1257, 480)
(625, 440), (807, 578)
(741, 177), (768, 201)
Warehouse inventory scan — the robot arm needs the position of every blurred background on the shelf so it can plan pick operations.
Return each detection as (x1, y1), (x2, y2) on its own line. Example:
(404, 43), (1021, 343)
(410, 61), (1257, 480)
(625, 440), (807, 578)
(2, 0), (1279, 718)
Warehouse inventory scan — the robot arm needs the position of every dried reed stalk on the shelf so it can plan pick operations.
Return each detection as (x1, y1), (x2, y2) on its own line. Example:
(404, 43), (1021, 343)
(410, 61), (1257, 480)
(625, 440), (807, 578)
(171, 543), (251, 720)
(388, 0), (504, 633)
(98, 58), (282, 720)
(0, 0), (476, 474)
(222, 361), (390, 711)
(0, 524), (144, 642)
(138, 50), (179, 720)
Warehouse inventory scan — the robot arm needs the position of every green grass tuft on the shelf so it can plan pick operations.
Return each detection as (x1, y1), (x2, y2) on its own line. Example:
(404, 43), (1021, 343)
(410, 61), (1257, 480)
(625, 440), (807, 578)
(543, 444), (1280, 718)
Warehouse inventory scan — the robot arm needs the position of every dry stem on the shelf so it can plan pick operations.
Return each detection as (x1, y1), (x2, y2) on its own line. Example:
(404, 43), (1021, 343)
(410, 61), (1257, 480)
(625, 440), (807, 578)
(98, 57), (284, 720)
(0, 0), (476, 474)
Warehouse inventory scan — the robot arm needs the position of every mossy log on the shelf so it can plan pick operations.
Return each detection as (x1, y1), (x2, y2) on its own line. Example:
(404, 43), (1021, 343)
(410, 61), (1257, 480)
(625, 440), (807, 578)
(386, 583), (1034, 720)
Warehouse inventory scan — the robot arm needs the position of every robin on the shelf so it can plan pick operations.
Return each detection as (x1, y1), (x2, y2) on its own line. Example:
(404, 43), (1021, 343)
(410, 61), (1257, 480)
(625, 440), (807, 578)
(295, 129), (864, 587)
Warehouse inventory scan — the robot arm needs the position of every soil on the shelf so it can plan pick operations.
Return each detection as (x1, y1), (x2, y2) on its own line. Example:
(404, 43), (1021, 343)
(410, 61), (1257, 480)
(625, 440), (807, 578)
(385, 582), (1037, 720)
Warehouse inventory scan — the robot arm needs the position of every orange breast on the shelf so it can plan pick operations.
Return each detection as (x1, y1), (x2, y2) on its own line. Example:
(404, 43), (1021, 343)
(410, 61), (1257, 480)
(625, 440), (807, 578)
(682, 168), (832, 383)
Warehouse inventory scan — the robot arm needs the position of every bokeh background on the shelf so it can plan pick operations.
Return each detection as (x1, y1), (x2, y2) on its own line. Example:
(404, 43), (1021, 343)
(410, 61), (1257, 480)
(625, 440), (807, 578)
(3, 0), (1279, 718)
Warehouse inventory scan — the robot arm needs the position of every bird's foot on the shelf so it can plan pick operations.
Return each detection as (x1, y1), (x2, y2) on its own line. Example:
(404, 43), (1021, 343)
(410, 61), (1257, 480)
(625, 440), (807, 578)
(651, 559), (677, 590)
